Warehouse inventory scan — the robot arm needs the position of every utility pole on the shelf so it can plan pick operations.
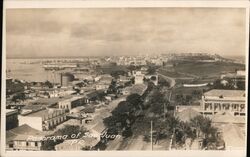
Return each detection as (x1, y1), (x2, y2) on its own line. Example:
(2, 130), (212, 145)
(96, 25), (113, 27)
(151, 120), (153, 151)
(163, 103), (166, 121)
(169, 91), (172, 101)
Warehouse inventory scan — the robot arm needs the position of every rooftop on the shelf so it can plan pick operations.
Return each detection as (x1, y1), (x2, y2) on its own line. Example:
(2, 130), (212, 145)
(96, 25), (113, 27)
(212, 112), (245, 124)
(30, 97), (62, 106)
(22, 108), (65, 117)
(58, 95), (85, 103)
(86, 90), (105, 99)
(6, 124), (44, 142)
(22, 104), (46, 111)
(204, 89), (245, 98)
(176, 108), (201, 122)
(222, 124), (245, 149)
(6, 109), (18, 116)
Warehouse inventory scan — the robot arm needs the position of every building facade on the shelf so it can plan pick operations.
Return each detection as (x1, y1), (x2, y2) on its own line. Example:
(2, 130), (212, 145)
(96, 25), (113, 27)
(61, 73), (74, 87)
(6, 124), (44, 151)
(58, 96), (86, 110)
(133, 71), (144, 84)
(201, 89), (245, 116)
(18, 108), (67, 131)
(6, 109), (19, 130)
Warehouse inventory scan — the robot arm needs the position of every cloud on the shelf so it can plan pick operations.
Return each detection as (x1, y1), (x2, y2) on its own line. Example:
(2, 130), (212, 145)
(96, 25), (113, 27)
(6, 8), (246, 58)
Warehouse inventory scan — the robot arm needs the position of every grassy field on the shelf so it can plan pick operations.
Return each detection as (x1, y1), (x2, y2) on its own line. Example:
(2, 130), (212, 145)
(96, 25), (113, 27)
(173, 61), (244, 78)
(161, 61), (245, 84)
(161, 60), (245, 106)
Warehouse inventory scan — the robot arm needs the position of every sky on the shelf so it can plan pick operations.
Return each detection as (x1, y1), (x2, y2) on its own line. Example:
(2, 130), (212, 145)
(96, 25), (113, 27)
(6, 8), (246, 58)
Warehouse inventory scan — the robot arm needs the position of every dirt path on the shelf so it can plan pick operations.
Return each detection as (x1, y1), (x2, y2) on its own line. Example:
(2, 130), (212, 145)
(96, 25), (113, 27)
(157, 73), (176, 89)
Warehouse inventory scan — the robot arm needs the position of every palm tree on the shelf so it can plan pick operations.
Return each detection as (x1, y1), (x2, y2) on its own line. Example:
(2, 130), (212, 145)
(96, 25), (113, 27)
(190, 115), (219, 149)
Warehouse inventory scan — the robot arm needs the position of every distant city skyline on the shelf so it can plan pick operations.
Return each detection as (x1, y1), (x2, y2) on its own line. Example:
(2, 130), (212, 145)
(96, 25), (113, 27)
(6, 8), (246, 58)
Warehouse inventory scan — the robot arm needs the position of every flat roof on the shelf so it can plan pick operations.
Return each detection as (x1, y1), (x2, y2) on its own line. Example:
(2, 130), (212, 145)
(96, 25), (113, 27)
(204, 89), (245, 98)
(6, 109), (18, 116)
(30, 97), (62, 106)
(23, 108), (64, 117)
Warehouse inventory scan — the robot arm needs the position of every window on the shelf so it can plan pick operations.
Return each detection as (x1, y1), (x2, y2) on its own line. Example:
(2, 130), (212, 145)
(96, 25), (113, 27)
(236, 104), (239, 111)
(214, 103), (220, 110)
(21, 141), (26, 146)
(240, 104), (245, 111)
(35, 142), (38, 147)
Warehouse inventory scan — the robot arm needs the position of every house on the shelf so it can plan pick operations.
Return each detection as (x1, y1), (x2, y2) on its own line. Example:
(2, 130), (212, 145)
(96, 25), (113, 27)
(18, 108), (67, 131)
(29, 97), (61, 108)
(20, 104), (47, 115)
(70, 106), (86, 114)
(95, 74), (113, 91)
(45, 89), (76, 98)
(90, 121), (108, 141)
(220, 70), (245, 89)
(86, 90), (105, 102)
(95, 83), (110, 91)
(132, 71), (144, 84)
(118, 75), (130, 82)
(6, 124), (45, 151)
(58, 96), (86, 110)
(84, 111), (111, 141)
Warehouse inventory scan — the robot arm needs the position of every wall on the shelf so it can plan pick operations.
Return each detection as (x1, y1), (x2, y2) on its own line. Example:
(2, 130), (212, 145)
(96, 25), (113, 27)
(18, 115), (43, 131)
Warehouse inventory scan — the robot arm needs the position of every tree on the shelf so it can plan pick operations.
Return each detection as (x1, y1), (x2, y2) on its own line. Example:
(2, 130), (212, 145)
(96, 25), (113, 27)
(75, 82), (85, 88)
(147, 66), (157, 74)
(158, 78), (170, 87)
(126, 93), (142, 110)
(12, 92), (26, 103)
(103, 116), (117, 128)
(45, 80), (53, 88)
(108, 80), (117, 94)
(110, 70), (127, 79)
(237, 81), (245, 90)
(105, 101), (134, 133)
(54, 125), (87, 139)
(190, 115), (219, 149)
(146, 88), (170, 115)
(127, 65), (137, 71)
(150, 76), (157, 81)
(122, 127), (133, 138)
(112, 101), (131, 115)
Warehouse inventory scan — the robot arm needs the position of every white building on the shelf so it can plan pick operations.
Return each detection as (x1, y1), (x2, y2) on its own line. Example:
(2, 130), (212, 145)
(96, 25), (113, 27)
(236, 70), (246, 76)
(58, 96), (86, 110)
(201, 89), (245, 116)
(18, 108), (67, 131)
(6, 124), (45, 151)
(133, 71), (144, 84)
